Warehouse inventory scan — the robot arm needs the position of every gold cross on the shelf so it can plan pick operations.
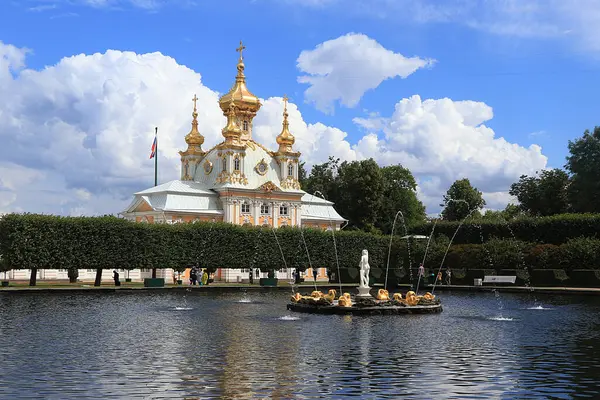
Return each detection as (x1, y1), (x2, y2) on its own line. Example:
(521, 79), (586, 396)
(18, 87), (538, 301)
(192, 94), (198, 110)
(283, 94), (288, 110)
(236, 40), (246, 60)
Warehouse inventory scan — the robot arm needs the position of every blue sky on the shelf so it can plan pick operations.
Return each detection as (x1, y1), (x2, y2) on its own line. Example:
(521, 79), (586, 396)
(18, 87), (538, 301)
(0, 0), (599, 215)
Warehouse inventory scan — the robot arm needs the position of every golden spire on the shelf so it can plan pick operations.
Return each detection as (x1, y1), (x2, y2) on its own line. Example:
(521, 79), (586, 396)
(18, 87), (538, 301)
(181, 94), (205, 154)
(222, 101), (241, 142)
(218, 41), (261, 116)
(276, 95), (296, 153)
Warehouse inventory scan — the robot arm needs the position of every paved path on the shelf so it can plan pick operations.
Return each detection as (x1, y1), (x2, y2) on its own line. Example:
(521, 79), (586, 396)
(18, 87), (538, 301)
(1, 282), (599, 295)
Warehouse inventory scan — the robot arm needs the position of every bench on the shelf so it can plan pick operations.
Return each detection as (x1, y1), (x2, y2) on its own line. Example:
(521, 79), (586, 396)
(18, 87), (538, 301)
(483, 275), (516, 285)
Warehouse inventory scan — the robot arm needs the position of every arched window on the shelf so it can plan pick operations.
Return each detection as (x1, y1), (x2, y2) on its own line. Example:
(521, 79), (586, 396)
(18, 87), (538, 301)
(222, 157), (227, 172)
(261, 203), (270, 214)
(243, 121), (249, 131)
(288, 163), (294, 177)
(234, 157), (240, 171)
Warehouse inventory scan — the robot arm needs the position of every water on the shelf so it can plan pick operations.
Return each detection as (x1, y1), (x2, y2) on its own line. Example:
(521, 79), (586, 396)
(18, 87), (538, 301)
(384, 211), (412, 290)
(312, 190), (342, 295)
(1, 291), (599, 399)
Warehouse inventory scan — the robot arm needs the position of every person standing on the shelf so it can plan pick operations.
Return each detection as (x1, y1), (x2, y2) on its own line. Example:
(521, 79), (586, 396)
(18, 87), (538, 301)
(445, 268), (452, 285)
(190, 267), (198, 286)
(418, 263), (425, 278)
(113, 270), (120, 287)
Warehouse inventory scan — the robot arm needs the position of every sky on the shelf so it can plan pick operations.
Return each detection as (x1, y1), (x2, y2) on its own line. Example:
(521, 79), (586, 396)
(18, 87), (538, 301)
(0, 0), (599, 216)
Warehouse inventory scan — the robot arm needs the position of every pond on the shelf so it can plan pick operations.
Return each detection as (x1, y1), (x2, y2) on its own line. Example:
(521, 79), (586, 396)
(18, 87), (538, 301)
(0, 290), (599, 399)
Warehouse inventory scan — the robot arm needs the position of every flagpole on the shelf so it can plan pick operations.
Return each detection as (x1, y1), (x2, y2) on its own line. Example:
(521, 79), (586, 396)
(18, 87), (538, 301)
(154, 127), (158, 187)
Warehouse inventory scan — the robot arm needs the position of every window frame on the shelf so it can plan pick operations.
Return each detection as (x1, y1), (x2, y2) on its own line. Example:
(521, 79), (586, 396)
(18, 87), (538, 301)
(260, 203), (270, 215)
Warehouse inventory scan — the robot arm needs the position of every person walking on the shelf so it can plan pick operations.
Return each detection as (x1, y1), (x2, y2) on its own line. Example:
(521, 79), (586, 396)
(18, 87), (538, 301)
(445, 268), (452, 285)
(418, 263), (425, 278)
(113, 270), (120, 287)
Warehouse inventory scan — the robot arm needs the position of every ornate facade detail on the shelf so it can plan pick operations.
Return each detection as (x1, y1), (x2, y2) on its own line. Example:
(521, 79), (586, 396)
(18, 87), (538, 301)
(280, 176), (301, 190)
(259, 181), (280, 192)
(203, 160), (213, 175)
(216, 170), (249, 185)
(255, 159), (269, 175)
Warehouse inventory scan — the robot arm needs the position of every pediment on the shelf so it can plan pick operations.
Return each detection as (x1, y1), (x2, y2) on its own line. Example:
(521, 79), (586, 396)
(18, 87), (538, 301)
(259, 181), (281, 192)
(132, 199), (154, 212)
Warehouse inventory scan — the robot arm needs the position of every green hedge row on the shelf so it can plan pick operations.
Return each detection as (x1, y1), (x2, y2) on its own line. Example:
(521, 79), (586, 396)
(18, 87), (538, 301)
(410, 213), (600, 245)
(1, 214), (600, 278)
(0, 214), (396, 272)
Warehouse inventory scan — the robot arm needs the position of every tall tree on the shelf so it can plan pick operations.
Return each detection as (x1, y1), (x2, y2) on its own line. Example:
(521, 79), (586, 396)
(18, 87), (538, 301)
(335, 159), (383, 232)
(440, 178), (485, 221)
(509, 169), (570, 216)
(302, 157), (340, 201)
(298, 162), (308, 188)
(377, 165), (426, 232)
(565, 126), (600, 213)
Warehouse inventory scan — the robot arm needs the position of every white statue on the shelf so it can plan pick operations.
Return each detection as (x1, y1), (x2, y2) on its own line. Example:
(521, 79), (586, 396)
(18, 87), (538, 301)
(359, 249), (370, 288)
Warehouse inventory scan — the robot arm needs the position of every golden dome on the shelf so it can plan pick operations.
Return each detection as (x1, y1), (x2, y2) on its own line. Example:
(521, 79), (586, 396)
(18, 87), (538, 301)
(185, 94), (205, 147)
(276, 95), (296, 153)
(222, 101), (242, 142)
(218, 41), (261, 114)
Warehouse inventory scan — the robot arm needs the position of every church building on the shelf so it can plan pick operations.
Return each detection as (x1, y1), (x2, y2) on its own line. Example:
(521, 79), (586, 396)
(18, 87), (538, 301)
(121, 42), (346, 283)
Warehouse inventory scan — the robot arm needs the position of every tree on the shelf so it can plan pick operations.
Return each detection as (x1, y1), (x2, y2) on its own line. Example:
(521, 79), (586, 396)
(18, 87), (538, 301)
(335, 159), (383, 232)
(440, 178), (485, 221)
(298, 162), (308, 188)
(303, 158), (426, 233)
(302, 156), (340, 201)
(509, 169), (570, 216)
(565, 126), (600, 213)
(478, 203), (525, 221)
(377, 165), (426, 232)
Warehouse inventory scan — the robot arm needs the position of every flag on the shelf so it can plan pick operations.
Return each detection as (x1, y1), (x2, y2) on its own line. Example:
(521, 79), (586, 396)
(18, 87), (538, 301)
(149, 136), (157, 159)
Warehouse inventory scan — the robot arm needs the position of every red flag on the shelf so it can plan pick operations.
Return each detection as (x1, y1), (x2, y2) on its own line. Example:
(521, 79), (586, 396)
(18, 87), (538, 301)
(149, 136), (157, 159)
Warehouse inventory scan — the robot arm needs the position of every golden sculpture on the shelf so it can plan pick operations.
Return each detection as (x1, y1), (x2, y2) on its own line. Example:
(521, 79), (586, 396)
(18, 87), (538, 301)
(290, 292), (303, 303)
(405, 291), (419, 306)
(376, 289), (390, 300)
(393, 293), (403, 301)
(423, 292), (435, 301)
(323, 289), (337, 303)
(337, 293), (352, 307)
(310, 290), (323, 299)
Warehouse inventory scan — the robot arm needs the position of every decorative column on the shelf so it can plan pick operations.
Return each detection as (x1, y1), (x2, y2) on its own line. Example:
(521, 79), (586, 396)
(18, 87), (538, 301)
(253, 200), (260, 226)
(272, 201), (279, 228)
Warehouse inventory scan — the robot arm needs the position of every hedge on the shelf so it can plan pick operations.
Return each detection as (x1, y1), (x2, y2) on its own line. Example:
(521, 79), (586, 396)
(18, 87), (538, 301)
(2, 214), (600, 285)
(410, 213), (600, 245)
(0, 214), (399, 273)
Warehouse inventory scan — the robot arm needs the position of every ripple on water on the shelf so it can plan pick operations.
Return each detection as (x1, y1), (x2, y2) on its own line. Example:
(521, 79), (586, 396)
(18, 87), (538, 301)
(0, 291), (599, 399)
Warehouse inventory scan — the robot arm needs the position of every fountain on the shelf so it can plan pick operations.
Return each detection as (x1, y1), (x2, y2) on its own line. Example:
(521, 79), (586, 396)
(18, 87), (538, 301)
(287, 249), (443, 315)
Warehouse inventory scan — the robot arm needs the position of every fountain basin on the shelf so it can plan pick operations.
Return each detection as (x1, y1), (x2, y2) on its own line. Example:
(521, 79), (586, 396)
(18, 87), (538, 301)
(287, 301), (443, 316)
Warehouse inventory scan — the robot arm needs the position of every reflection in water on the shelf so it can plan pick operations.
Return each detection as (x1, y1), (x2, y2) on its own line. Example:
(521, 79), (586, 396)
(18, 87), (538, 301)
(0, 291), (599, 398)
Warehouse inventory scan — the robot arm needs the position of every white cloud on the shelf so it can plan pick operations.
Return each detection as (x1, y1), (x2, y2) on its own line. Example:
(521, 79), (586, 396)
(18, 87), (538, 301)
(297, 33), (434, 114)
(0, 40), (546, 216)
(353, 95), (547, 211)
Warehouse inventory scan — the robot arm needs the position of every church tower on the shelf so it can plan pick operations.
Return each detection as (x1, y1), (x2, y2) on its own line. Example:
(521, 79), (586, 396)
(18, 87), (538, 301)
(218, 41), (262, 142)
(215, 41), (261, 186)
(273, 95), (301, 190)
(179, 94), (206, 180)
